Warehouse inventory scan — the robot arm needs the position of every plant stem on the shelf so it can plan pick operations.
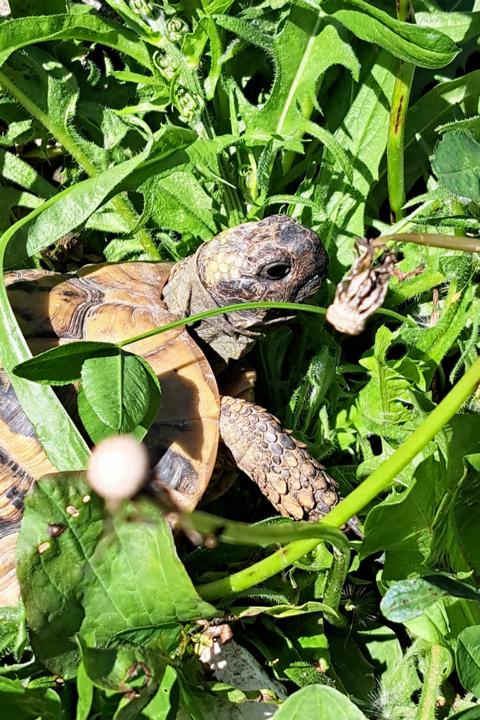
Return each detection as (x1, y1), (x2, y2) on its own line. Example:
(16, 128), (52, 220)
(387, 0), (415, 222)
(117, 301), (412, 347)
(322, 547), (349, 627)
(376, 232), (480, 254)
(197, 355), (480, 600)
(415, 644), (445, 720)
(177, 509), (350, 551)
(0, 68), (160, 260)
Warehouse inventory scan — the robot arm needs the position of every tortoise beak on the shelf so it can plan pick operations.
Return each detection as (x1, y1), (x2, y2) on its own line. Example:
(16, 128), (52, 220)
(295, 272), (324, 302)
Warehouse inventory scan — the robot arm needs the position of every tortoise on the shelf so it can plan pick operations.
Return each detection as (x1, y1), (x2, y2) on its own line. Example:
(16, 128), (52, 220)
(0, 215), (340, 606)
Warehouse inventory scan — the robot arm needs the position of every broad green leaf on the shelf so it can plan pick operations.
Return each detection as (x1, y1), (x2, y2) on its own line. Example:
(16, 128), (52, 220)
(320, 0), (459, 69)
(391, 70), (480, 196)
(17, 474), (215, 676)
(381, 576), (480, 623)
(0, 677), (61, 720)
(0, 12), (152, 70)
(13, 341), (118, 385)
(416, 11), (480, 45)
(81, 352), (152, 433)
(361, 456), (438, 579)
(77, 354), (161, 444)
(457, 626), (480, 696)
(0, 187), (43, 231)
(77, 385), (118, 445)
(432, 130), (480, 202)
(272, 684), (367, 719)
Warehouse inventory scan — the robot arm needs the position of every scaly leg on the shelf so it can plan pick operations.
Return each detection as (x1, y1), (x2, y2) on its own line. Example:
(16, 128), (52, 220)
(219, 396), (339, 521)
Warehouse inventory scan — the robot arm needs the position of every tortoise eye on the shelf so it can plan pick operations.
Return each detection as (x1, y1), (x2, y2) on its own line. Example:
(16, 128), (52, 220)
(260, 262), (291, 280)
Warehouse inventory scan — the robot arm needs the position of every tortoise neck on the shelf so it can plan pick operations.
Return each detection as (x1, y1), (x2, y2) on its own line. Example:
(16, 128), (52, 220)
(162, 254), (259, 362)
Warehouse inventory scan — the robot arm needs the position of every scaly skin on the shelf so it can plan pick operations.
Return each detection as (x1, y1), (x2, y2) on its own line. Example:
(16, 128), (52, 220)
(220, 397), (338, 520)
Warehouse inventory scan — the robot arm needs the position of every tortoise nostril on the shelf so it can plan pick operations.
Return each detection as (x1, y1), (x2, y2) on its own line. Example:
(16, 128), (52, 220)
(261, 262), (291, 280)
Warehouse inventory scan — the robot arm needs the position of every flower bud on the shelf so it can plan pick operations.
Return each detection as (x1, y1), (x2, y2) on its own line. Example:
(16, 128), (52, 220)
(87, 435), (149, 509)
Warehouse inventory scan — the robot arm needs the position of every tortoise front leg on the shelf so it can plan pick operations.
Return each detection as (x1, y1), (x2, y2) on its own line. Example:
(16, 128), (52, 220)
(219, 396), (339, 521)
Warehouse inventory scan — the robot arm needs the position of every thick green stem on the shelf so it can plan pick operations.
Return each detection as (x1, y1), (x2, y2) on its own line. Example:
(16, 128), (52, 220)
(197, 355), (480, 600)
(387, 1), (415, 222)
(0, 68), (160, 260)
(415, 644), (445, 720)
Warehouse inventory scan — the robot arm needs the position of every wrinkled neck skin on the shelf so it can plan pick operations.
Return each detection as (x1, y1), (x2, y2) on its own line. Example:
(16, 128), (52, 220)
(162, 254), (262, 362)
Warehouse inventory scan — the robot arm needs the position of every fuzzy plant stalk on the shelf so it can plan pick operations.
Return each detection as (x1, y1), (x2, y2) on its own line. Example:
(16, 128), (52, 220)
(197, 354), (480, 600)
(0, 68), (160, 260)
(387, 0), (415, 222)
(414, 644), (446, 720)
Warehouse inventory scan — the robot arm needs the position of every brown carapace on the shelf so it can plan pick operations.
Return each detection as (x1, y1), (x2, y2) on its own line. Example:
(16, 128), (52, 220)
(0, 215), (338, 606)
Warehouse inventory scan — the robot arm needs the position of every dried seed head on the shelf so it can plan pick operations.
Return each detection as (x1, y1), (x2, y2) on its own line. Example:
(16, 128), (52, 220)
(326, 238), (397, 335)
(87, 435), (149, 507)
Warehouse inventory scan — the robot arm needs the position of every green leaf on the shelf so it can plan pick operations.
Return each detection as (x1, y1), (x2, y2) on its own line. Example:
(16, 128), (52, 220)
(142, 665), (179, 719)
(315, 45), (397, 270)
(272, 684), (367, 719)
(432, 130), (480, 202)
(457, 626), (480, 696)
(381, 576), (480, 623)
(13, 342), (118, 385)
(0, 677), (62, 720)
(416, 11), (480, 45)
(81, 351), (153, 433)
(76, 662), (94, 720)
(0, 605), (28, 661)
(219, 9), (359, 141)
(320, 0), (459, 69)
(0, 147), (55, 198)
(17, 474), (215, 676)
(79, 640), (166, 692)
(0, 12), (152, 70)
(453, 467), (480, 575)
(141, 170), (216, 241)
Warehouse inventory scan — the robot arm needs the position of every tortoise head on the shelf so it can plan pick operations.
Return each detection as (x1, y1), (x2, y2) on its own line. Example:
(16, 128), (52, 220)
(163, 215), (328, 360)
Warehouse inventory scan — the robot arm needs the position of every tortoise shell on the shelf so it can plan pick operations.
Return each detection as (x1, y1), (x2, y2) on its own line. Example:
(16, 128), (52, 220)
(0, 262), (219, 605)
